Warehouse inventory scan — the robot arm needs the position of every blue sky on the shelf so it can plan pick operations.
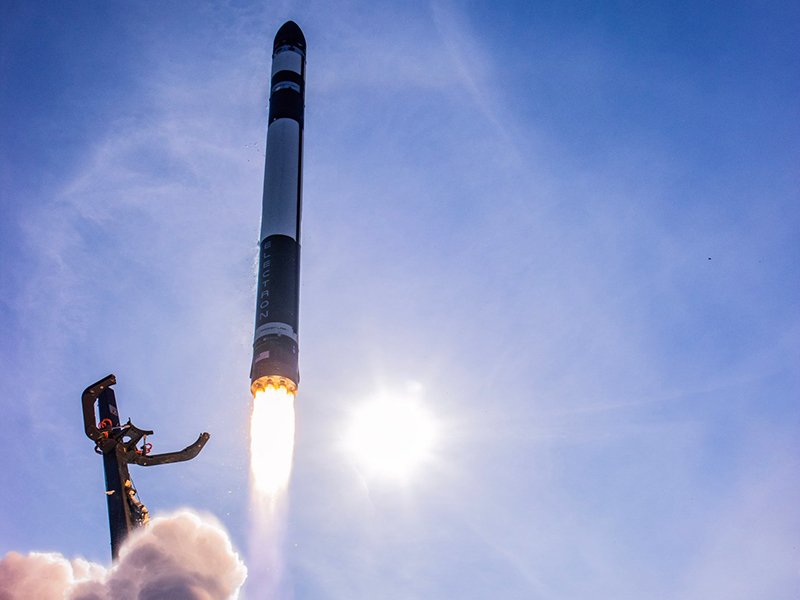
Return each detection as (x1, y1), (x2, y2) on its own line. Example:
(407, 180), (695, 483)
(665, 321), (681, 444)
(1, 0), (799, 598)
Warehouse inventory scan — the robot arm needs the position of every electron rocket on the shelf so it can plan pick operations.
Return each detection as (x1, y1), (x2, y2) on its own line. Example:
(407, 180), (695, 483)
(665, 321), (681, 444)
(250, 21), (306, 397)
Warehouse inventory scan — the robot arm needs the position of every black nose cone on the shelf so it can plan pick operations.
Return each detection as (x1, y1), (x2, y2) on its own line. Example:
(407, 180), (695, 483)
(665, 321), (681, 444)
(274, 21), (306, 53)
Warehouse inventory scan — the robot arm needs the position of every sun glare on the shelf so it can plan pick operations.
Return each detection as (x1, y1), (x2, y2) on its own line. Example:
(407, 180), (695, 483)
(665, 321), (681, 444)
(346, 398), (436, 479)
(250, 386), (296, 500)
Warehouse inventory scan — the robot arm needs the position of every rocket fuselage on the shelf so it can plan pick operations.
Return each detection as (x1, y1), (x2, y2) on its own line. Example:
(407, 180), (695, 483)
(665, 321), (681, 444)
(251, 21), (306, 396)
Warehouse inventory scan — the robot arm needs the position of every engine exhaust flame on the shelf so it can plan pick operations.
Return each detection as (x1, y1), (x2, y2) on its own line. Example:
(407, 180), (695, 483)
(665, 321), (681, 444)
(250, 386), (296, 502)
(246, 385), (296, 600)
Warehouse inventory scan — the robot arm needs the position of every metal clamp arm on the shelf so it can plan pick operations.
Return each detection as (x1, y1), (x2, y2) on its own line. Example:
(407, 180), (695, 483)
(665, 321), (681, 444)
(130, 432), (210, 466)
(82, 374), (117, 443)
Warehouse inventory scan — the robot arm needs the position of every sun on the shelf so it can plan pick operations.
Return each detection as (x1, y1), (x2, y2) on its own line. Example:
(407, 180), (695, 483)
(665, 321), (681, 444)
(345, 397), (437, 479)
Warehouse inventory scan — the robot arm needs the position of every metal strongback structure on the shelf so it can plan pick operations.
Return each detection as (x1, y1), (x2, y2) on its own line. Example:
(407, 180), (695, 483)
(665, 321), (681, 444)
(82, 374), (210, 559)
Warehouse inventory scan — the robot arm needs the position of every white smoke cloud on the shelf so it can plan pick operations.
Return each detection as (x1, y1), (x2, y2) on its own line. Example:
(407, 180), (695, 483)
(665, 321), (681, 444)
(0, 512), (247, 600)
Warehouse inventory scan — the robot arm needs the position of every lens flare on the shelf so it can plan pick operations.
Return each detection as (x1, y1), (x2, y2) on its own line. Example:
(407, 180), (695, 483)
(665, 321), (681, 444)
(346, 399), (436, 478)
(250, 386), (296, 500)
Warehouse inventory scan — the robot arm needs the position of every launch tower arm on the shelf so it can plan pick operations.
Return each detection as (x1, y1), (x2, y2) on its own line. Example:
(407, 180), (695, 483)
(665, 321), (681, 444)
(81, 374), (211, 560)
(131, 432), (210, 466)
(82, 374), (117, 446)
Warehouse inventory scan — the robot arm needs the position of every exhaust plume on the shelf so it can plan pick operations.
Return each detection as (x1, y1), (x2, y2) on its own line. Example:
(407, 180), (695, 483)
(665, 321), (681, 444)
(245, 386), (297, 600)
(0, 511), (247, 600)
(250, 386), (297, 502)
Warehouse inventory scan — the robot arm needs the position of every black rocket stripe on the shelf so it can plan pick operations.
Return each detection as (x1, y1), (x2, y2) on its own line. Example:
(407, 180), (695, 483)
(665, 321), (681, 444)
(269, 89), (304, 125)
(271, 70), (304, 88)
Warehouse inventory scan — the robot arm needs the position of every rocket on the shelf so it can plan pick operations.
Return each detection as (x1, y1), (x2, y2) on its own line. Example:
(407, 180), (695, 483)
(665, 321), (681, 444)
(251, 21), (306, 397)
